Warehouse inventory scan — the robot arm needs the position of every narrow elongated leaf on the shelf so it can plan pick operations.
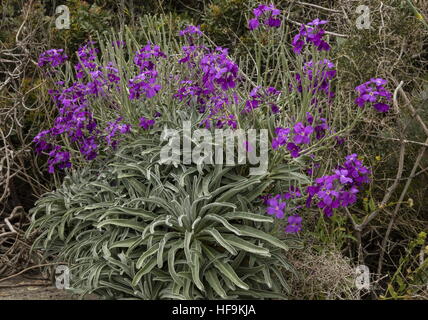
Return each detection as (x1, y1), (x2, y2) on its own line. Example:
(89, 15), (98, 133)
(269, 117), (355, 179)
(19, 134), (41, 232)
(239, 225), (289, 251)
(132, 257), (157, 286)
(223, 211), (273, 223)
(136, 243), (160, 269)
(203, 245), (249, 290)
(223, 235), (271, 257)
(202, 228), (237, 255)
(96, 219), (145, 232)
(205, 269), (227, 298)
(204, 214), (241, 235)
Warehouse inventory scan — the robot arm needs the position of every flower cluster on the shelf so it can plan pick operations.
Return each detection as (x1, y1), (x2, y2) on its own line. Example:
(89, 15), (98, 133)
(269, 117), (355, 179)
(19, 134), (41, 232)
(105, 117), (132, 148)
(75, 41), (99, 79)
(47, 146), (71, 173)
(272, 123), (312, 157)
(133, 43), (167, 72)
(243, 86), (280, 114)
(354, 78), (392, 112)
(292, 19), (330, 54)
(304, 59), (336, 98)
(128, 70), (161, 100)
(33, 42), (138, 172)
(248, 4), (281, 30)
(264, 155), (370, 233)
(175, 30), (240, 129)
(179, 25), (203, 44)
(200, 47), (239, 92)
(128, 43), (165, 100)
(306, 154), (370, 217)
(272, 111), (331, 158)
(38, 49), (68, 68)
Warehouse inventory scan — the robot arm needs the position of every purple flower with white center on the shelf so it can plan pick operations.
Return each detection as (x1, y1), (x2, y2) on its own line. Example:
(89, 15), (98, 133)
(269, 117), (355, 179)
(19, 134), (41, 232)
(266, 198), (286, 219)
(38, 49), (68, 68)
(286, 142), (301, 158)
(354, 78), (392, 112)
(335, 169), (353, 184)
(285, 214), (302, 233)
(139, 117), (155, 130)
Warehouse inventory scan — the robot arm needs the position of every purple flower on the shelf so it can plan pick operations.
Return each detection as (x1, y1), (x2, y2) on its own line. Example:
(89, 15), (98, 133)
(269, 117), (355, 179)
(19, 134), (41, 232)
(248, 18), (260, 30)
(354, 78), (391, 112)
(244, 140), (254, 152)
(248, 4), (282, 31)
(266, 16), (281, 28)
(373, 103), (390, 112)
(33, 129), (52, 153)
(293, 122), (313, 145)
(47, 146), (71, 173)
(284, 186), (302, 199)
(179, 25), (202, 37)
(38, 49), (68, 68)
(243, 86), (281, 113)
(334, 169), (353, 184)
(75, 42), (99, 78)
(179, 25), (203, 44)
(293, 59), (336, 98)
(306, 154), (370, 217)
(266, 198), (286, 219)
(272, 127), (290, 149)
(292, 19), (330, 54)
(139, 117), (155, 130)
(285, 214), (302, 233)
(286, 142), (301, 158)
(79, 136), (98, 160)
(200, 47), (239, 91)
(128, 71), (161, 100)
(134, 43), (166, 72)
(105, 117), (132, 148)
